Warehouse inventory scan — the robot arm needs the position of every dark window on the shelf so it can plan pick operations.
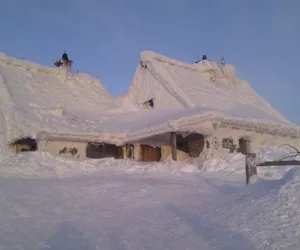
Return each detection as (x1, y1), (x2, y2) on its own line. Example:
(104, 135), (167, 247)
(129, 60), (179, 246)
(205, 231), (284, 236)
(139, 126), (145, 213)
(222, 138), (234, 149)
(238, 138), (250, 154)
(176, 133), (204, 158)
(143, 98), (154, 108)
(86, 143), (123, 159)
(186, 133), (204, 157)
(176, 134), (189, 153)
(10, 137), (37, 153)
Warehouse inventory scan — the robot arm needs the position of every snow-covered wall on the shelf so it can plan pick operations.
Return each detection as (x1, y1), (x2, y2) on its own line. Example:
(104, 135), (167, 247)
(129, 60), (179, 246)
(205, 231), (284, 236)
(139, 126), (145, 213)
(126, 124), (300, 164)
(199, 126), (300, 162)
(42, 140), (87, 159)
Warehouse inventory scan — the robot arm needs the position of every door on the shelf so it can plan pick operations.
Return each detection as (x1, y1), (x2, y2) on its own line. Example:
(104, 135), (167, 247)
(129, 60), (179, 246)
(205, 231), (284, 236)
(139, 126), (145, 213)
(140, 145), (161, 162)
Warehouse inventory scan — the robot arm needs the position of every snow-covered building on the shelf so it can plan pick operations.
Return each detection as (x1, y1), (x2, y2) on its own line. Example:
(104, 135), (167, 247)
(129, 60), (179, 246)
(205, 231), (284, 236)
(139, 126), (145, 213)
(1, 51), (300, 163)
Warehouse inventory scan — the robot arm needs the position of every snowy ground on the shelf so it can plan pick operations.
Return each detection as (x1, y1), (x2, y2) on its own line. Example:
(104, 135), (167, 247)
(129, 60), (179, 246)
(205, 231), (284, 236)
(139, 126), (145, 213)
(0, 147), (300, 250)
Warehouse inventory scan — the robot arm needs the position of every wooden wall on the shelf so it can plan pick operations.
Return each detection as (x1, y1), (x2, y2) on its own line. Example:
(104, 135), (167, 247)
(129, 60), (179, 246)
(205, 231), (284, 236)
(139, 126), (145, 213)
(140, 145), (161, 162)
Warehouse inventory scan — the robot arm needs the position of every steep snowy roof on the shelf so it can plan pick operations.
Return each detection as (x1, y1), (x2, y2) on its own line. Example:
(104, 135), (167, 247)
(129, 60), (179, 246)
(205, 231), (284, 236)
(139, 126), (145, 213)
(0, 52), (134, 154)
(127, 51), (291, 125)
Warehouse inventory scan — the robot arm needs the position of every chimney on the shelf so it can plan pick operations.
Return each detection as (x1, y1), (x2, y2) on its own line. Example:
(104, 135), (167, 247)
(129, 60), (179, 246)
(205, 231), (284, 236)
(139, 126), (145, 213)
(221, 57), (225, 65)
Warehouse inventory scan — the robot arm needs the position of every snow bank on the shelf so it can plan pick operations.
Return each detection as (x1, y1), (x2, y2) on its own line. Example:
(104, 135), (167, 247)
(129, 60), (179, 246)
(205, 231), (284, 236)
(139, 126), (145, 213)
(224, 166), (300, 249)
(0, 152), (200, 179)
(201, 153), (245, 174)
(193, 146), (300, 249)
(255, 145), (300, 180)
(1, 145), (300, 249)
(200, 145), (299, 181)
(0, 145), (297, 181)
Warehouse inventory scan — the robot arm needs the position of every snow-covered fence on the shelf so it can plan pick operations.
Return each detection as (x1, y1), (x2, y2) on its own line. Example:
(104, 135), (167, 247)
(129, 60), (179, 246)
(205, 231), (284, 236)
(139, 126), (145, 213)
(245, 154), (300, 184)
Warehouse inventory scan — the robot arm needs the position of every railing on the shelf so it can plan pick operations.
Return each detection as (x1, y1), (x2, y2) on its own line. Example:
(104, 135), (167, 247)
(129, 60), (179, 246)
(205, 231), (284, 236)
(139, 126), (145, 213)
(245, 145), (300, 184)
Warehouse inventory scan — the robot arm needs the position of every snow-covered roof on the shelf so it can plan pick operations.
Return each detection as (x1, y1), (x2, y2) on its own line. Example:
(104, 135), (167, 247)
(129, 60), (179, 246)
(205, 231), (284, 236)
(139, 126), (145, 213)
(42, 107), (300, 146)
(0, 51), (299, 156)
(127, 51), (291, 125)
(0, 52), (135, 154)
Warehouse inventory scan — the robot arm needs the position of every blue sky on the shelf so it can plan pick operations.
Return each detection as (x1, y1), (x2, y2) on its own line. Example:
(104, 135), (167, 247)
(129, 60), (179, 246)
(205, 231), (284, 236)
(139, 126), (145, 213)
(1, 0), (300, 124)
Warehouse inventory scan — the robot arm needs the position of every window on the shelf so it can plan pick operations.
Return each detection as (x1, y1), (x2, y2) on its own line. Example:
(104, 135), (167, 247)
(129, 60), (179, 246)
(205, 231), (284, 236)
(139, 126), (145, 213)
(10, 137), (37, 153)
(86, 143), (123, 159)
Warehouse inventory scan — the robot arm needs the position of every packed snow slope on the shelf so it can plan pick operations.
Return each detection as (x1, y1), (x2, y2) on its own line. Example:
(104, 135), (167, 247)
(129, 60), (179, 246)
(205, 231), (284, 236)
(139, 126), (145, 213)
(127, 51), (290, 125)
(0, 146), (300, 249)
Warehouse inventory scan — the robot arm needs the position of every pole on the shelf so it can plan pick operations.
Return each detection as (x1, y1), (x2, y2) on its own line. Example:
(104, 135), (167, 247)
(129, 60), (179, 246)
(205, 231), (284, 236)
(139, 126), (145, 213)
(171, 132), (177, 161)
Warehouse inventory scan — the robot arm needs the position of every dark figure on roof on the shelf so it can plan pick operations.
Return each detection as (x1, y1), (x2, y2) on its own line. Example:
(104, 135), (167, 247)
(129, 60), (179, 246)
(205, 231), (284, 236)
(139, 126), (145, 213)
(54, 60), (63, 67)
(140, 60), (148, 68)
(54, 51), (73, 69)
(62, 51), (69, 61)
(202, 55), (207, 60)
(143, 98), (154, 109)
(148, 98), (154, 107)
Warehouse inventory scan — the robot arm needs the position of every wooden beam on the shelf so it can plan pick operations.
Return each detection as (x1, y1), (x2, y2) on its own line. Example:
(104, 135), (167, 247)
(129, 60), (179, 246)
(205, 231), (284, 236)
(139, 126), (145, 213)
(257, 160), (300, 166)
(245, 153), (300, 184)
(171, 132), (177, 161)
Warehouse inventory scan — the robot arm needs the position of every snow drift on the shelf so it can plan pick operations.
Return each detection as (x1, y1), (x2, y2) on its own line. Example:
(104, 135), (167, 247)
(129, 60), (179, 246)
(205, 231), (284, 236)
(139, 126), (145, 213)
(0, 151), (199, 179)
(0, 146), (300, 249)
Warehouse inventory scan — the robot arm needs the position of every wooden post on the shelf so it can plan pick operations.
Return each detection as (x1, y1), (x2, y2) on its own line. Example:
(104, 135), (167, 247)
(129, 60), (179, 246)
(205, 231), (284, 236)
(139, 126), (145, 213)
(171, 132), (177, 161)
(243, 138), (257, 184)
(245, 153), (257, 184)
(133, 144), (141, 161)
(122, 146), (127, 159)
